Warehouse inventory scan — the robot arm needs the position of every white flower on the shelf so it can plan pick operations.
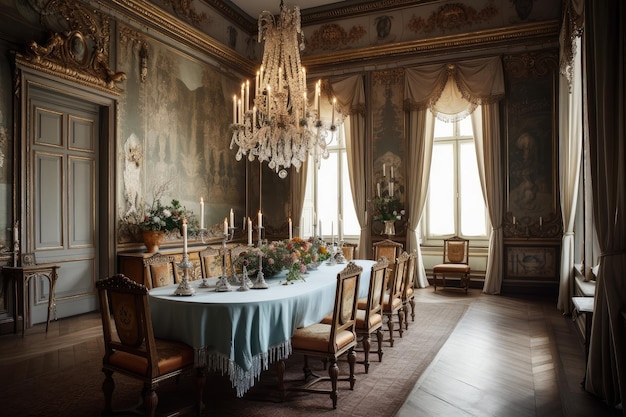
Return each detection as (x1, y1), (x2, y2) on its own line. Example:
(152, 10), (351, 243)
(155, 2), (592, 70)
(162, 209), (172, 218)
(152, 216), (161, 224)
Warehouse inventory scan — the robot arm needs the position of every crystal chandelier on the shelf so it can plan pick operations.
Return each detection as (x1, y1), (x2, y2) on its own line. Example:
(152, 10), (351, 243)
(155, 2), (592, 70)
(229, 1), (334, 178)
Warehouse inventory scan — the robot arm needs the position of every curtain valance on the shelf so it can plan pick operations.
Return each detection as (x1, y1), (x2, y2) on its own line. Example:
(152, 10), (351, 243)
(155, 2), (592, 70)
(404, 56), (504, 121)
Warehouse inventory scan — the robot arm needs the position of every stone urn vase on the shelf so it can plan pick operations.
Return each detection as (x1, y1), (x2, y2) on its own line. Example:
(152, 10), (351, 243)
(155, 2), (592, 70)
(142, 230), (164, 253)
(383, 220), (396, 236)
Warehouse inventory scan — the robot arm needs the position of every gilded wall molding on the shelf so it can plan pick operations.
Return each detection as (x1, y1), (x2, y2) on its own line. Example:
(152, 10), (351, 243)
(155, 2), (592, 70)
(15, 0), (126, 94)
(163, 0), (208, 25)
(107, 0), (256, 75)
(503, 50), (559, 79)
(372, 68), (404, 86)
(307, 24), (367, 51)
(303, 20), (559, 71)
(407, 2), (499, 34)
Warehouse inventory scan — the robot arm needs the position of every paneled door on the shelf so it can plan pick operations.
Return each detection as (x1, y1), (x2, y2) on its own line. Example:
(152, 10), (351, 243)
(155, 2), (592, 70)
(26, 86), (100, 323)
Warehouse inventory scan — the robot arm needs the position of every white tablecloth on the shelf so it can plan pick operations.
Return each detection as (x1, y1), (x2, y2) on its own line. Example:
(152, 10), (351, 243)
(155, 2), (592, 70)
(149, 259), (374, 396)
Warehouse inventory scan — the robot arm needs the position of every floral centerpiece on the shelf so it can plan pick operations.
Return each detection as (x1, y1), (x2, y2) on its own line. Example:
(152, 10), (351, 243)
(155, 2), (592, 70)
(371, 195), (404, 222)
(231, 237), (332, 283)
(139, 199), (189, 232)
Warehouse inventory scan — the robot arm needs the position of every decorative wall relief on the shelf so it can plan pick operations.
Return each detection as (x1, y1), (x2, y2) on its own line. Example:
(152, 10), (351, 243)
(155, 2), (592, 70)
(504, 51), (560, 239)
(117, 29), (244, 243)
(306, 24), (366, 51)
(407, 2), (498, 35)
(16, 0), (126, 93)
(163, 0), (208, 24)
(371, 68), (405, 206)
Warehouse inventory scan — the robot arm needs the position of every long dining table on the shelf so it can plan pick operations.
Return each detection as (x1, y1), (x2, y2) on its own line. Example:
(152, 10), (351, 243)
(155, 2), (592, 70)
(148, 259), (375, 397)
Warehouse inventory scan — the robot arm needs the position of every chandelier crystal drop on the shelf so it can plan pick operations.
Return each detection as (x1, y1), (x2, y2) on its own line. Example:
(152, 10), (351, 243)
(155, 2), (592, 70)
(229, 1), (335, 177)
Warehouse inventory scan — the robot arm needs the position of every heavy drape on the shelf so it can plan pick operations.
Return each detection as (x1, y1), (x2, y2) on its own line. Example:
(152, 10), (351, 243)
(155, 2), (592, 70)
(583, 1), (626, 412)
(557, 35), (583, 314)
(404, 57), (504, 292)
(329, 75), (369, 259)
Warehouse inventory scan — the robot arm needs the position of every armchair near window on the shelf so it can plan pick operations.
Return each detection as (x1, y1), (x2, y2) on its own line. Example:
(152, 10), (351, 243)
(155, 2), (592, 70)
(432, 236), (470, 293)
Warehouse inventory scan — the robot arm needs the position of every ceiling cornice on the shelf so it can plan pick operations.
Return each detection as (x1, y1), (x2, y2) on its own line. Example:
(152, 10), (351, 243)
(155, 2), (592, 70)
(105, 0), (256, 75)
(302, 20), (560, 72)
(300, 0), (440, 25)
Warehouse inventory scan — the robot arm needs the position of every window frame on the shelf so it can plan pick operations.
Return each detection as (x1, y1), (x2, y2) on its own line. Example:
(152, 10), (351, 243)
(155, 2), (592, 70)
(421, 117), (489, 247)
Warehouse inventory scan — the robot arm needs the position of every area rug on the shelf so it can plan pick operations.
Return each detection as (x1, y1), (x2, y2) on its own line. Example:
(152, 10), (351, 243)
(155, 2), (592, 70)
(0, 302), (467, 417)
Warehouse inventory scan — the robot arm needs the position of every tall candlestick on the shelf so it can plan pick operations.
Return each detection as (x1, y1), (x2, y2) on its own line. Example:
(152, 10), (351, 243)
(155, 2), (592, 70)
(229, 208), (234, 228)
(223, 217), (228, 235)
(289, 218), (293, 240)
(258, 210), (263, 228)
(248, 218), (253, 245)
(182, 219), (188, 254)
(200, 197), (204, 229)
(339, 215), (343, 241)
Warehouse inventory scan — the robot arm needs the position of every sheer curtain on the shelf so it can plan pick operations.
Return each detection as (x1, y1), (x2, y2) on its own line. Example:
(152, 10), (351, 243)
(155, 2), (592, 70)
(583, 1), (626, 411)
(329, 75), (369, 258)
(557, 35), (583, 314)
(404, 57), (505, 293)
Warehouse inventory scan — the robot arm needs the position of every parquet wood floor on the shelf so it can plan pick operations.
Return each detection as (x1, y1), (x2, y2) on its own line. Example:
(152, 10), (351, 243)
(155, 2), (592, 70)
(0, 288), (620, 416)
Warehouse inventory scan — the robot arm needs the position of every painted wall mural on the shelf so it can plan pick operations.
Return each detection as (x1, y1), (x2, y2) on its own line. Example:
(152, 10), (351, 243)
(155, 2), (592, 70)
(116, 25), (244, 243)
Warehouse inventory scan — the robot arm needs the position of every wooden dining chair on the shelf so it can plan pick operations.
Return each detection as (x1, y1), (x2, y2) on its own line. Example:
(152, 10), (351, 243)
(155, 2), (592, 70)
(143, 253), (176, 290)
(432, 236), (471, 293)
(277, 261), (362, 409)
(356, 256), (389, 373)
(383, 251), (410, 347)
(372, 238), (403, 283)
(199, 247), (223, 278)
(400, 251), (418, 329)
(341, 243), (358, 261)
(96, 274), (205, 417)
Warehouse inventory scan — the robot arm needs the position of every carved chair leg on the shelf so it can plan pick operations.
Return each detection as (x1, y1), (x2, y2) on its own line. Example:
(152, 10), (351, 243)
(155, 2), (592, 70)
(397, 309), (404, 338)
(102, 369), (114, 417)
(328, 357), (339, 409)
(194, 367), (205, 416)
(276, 360), (286, 401)
(386, 314), (395, 347)
(347, 348), (356, 389)
(143, 383), (158, 417)
(410, 298), (416, 321)
(376, 328), (384, 362)
(362, 333), (371, 374)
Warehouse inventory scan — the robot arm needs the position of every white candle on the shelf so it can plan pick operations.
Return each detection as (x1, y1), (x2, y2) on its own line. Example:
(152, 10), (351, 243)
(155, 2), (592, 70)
(232, 95), (237, 124)
(243, 216), (246, 230)
(383, 163), (386, 177)
(229, 208), (234, 228)
(182, 219), (188, 254)
(331, 97), (336, 124)
(238, 99), (242, 125)
(258, 210), (263, 228)
(331, 221), (334, 243)
(252, 106), (257, 132)
(390, 182), (394, 197)
(391, 165), (394, 179)
(223, 217), (228, 235)
(266, 85), (271, 118)
(513, 216), (516, 225)
(245, 80), (250, 112)
(539, 217), (543, 226)
(339, 215), (343, 241)
(319, 220), (322, 236)
(303, 92), (307, 116)
(200, 197), (204, 229)
(248, 217), (253, 245)
(13, 222), (18, 244)
(256, 70), (260, 96)
(289, 218), (293, 240)
(377, 183), (381, 198)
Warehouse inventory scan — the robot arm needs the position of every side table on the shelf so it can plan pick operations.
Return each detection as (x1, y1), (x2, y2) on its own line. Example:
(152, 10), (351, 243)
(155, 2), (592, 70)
(2, 264), (60, 335)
